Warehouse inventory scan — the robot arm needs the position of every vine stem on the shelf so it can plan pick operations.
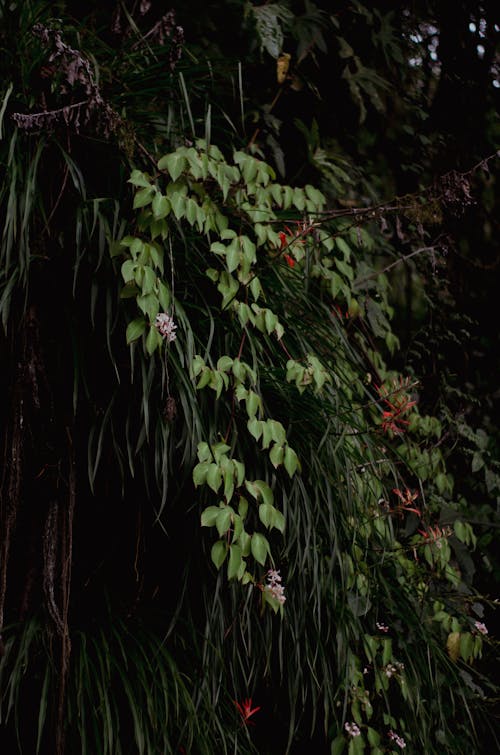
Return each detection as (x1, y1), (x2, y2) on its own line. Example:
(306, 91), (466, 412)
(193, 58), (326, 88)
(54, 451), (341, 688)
(278, 338), (293, 361)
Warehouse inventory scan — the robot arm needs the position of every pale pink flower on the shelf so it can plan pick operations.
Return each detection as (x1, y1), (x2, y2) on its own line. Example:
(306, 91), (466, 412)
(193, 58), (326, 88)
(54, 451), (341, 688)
(344, 721), (361, 737)
(474, 621), (488, 635)
(155, 312), (177, 342)
(265, 569), (286, 605)
(376, 621), (389, 633)
(388, 730), (406, 748)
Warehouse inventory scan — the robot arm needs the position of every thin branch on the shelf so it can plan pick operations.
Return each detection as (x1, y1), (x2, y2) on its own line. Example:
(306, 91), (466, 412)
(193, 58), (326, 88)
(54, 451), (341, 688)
(354, 243), (441, 286)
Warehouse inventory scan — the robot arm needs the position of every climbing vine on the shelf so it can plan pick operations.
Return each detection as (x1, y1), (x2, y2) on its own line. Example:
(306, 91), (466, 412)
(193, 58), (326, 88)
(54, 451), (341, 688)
(112, 140), (492, 750)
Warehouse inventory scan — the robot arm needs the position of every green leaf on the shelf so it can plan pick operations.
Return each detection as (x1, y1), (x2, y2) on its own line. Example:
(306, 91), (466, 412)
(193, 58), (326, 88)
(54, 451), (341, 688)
(335, 236), (351, 260)
(242, 157), (258, 184)
(251, 533), (269, 566)
(142, 266), (156, 295)
(157, 152), (187, 182)
(232, 358), (246, 382)
(120, 282), (139, 299)
(242, 236), (256, 262)
(305, 184), (325, 208)
(137, 293), (159, 322)
(158, 280), (171, 310)
(217, 355), (233, 372)
(331, 735), (346, 755)
(472, 452), (484, 473)
(335, 258), (354, 281)
(233, 514), (243, 540)
(171, 193), (186, 219)
(330, 272), (343, 298)
(212, 442), (231, 462)
(382, 638), (392, 666)
(282, 185), (293, 208)
(273, 509), (285, 533)
(284, 445), (300, 477)
(261, 421), (273, 450)
(238, 497), (248, 518)
(150, 243), (164, 270)
(247, 417), (263, 442)
(269, 420), (286, 445)
(133, 187), (154, 209)
(239, 531), (251, 557)
(454, 520), (466, 543)
(367, 727), (380, 746)
(269, 443), (284, 468)
(246, 479), (273, 506)
(197, 368), (211, 389)
(226, 243), (240, 273)
(191, 355), (205, 378)
(264, 309), (278, 334)
(249, 276), (263, 301)
(210, 241), (227, 256)
(211, 540), (227, 569)
(152, 192), (170, 219)
(128, 170), (151, 188)
(130, 237), (144, 257)
(206, 464), (222, 493)
(246, 391), (261, 419)
(435, 472), (448, 495)
(216, 507), (232, 537)
(349, 735), (365, 755)
(197, 442), (211, 463)
(121, 259), (136, 283)
(238, 302), (253, 326)
(185, 197), (198, 225)
(293, 187), (306, 210)
(223, 464), (235, 502)
(145, 326), (161, 355)
(460, 632), (474, 662)
(228, 544), (243, 580)
(201, 506), (221, 527)
(193, 461), (210, 486)
(210, 370), (225, 399)
(126, 318), (146, 344)
(206, 268), (219, 282)
(259, 503), (275, 528)
(275, 322), (284, 340)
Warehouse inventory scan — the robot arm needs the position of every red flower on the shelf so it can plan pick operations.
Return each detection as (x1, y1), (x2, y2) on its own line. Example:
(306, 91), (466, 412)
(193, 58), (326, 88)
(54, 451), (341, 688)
(284, 253), (295, 268)
(234, 698), (261, 725)
(278, 231), (287, 250)
(418, 524), (452, 542)
(332, 304), (348, 320)
(392, 488), (421, 516)
(376, 379), (416, 435)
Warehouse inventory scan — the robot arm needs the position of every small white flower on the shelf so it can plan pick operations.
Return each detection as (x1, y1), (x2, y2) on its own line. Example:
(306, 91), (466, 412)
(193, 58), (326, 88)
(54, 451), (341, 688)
(344, 721), (361, 737)
(376, 621), (389, 633)
(155, 312), (177, 342)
